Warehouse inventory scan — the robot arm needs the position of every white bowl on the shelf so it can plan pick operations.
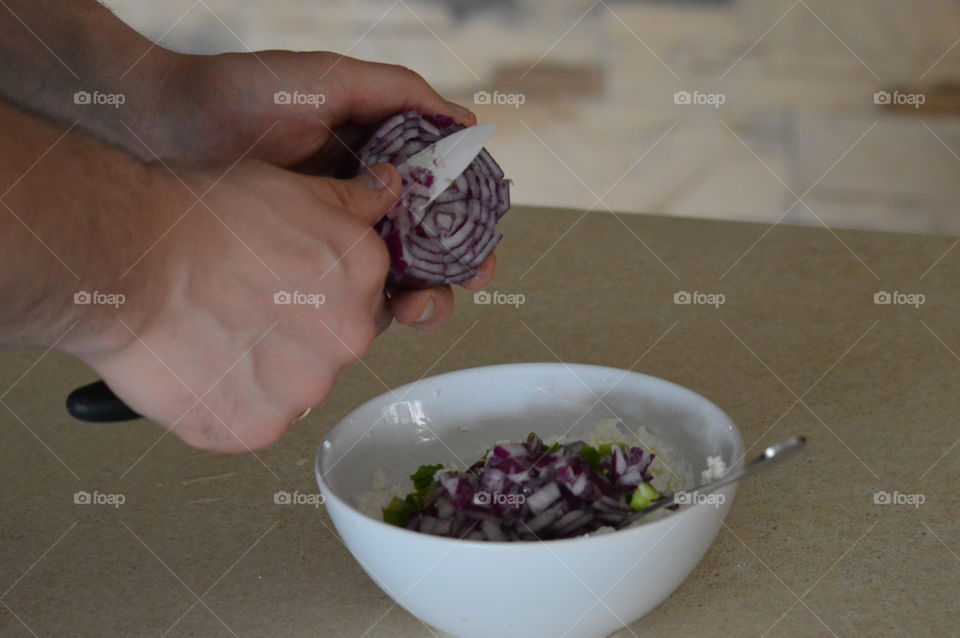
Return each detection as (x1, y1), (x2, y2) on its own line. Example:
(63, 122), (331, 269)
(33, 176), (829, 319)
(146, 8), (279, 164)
(316, 363), (743, 638)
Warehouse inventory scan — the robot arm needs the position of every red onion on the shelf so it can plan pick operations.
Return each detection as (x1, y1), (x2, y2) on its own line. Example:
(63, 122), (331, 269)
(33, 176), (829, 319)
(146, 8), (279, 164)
(354, 110), (511, 289)
(382, 433), (660, 541)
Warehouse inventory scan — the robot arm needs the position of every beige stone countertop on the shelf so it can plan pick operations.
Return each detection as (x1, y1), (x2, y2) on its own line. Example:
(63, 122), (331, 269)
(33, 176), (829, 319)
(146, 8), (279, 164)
(1, 206), (958, 637)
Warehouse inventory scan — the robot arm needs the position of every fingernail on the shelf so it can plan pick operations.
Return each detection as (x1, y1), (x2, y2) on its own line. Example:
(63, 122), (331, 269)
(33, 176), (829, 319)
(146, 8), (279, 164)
(414, 296), (436, 324)
(445, 100), (471, 118)
(363, 164), (393, 190)
(476, 259), (491, 280)
(466, 261), (490, 285)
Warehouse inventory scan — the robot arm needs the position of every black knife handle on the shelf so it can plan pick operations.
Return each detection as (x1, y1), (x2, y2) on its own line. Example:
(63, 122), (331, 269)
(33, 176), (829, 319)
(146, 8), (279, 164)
(66, 380), (141, 422)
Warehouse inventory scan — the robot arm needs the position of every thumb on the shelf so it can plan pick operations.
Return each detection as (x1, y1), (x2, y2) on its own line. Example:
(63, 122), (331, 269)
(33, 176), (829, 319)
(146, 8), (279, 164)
(318, 162), (402, 226)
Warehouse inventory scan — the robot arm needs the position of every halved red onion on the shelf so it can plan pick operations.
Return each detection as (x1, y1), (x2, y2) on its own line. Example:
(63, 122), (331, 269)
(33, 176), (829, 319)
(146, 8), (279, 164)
(353, 110), (511, 289)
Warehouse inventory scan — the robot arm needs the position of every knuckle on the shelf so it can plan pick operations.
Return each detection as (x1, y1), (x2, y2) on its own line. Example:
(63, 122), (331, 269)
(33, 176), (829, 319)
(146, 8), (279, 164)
(342, 228), (389, 284)
(310, 50), (338, 69)
(343, 319), (377, 358)
(363, 232), (391, 277)
(321, 179), (357, 213)
(391, 64), (427, 86)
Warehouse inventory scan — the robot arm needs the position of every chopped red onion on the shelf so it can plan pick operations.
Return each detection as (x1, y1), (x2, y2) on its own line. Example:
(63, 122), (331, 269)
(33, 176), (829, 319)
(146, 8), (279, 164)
(389, 433), (658, 541)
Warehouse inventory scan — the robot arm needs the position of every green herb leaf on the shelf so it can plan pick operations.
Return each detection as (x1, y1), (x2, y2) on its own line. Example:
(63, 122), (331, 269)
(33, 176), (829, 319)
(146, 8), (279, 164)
(382, 496), (415, 526)
(409, 464), (444, 491)
(580, 443), (602, 471)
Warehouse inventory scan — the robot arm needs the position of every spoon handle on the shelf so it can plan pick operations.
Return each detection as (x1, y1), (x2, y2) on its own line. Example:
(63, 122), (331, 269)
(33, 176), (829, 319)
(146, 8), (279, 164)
(616, 436), (806, 527)
(695, 436), (806, 495)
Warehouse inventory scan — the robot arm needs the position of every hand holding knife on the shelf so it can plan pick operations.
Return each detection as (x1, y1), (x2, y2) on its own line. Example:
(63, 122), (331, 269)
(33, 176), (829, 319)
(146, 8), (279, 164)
(66, 122), (497, 422)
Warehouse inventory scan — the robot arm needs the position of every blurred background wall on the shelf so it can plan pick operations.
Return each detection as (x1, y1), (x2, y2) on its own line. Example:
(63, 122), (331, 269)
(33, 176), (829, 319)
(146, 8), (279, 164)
(104, 0), (960, 235)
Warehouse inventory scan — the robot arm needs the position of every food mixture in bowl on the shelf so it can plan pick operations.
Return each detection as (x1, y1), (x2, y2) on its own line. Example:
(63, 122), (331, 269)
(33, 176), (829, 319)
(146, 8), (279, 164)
(355, 421), (724, 541)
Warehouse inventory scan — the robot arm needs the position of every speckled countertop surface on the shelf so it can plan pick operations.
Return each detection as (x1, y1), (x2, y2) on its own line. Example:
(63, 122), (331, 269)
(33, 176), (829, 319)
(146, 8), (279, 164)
(1, 206), (958, 637)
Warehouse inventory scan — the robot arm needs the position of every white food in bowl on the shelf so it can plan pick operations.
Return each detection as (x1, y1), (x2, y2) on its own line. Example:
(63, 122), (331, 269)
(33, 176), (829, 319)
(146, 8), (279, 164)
(701, 455), (728, 482)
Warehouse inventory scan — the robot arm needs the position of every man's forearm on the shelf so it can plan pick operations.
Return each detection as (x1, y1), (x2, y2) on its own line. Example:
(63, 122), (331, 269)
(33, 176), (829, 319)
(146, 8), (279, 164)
(0, 0), (183, 157)
(0, 98), (169, 350)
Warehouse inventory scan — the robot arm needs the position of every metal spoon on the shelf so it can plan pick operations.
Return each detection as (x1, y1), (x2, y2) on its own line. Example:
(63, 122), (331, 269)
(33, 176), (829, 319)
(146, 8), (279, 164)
(614, 436), (807, 529)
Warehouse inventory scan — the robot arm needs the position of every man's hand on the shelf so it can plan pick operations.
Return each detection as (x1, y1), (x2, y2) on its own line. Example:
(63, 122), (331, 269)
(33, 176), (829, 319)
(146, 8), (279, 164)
(140, 51), (496, 326)
(0, 1), (497, 330)
(147, 51), (476, 169)
(0, 97), (468, 453)
(70, 159), (407, 452)
(0, 1), (501, 452)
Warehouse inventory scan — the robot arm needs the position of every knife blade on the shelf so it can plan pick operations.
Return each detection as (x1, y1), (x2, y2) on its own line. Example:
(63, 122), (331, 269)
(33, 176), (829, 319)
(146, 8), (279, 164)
(400, 122), (495, 211)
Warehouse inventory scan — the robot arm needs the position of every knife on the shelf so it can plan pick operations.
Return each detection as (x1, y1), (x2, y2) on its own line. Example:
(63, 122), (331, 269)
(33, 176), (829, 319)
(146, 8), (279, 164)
(66, 122), (497, 422)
